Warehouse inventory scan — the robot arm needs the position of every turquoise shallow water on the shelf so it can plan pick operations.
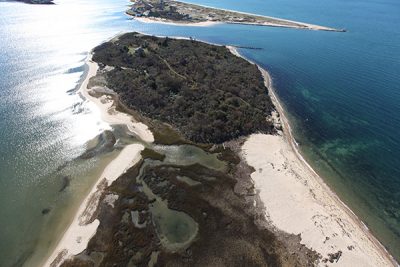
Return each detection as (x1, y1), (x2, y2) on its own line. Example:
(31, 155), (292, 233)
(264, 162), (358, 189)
(0, 0), (399, 265)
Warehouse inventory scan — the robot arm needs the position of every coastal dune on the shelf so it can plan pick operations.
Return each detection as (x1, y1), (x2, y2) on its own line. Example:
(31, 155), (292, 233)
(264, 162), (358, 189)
(242, 134), (394, 266)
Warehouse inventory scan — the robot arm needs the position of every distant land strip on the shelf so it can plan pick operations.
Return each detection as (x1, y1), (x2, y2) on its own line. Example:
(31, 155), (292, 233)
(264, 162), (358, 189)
(127, 0), (346, 32)
(13, 0), (54, 4)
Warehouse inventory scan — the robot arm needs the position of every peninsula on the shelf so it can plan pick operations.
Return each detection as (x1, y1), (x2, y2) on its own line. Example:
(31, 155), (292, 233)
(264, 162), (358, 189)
(44, 33), (396, 267)
(127, 0), (345, 31)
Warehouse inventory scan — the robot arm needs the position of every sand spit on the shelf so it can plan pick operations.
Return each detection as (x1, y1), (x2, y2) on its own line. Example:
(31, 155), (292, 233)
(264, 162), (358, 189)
(132, 15), (339, 31)
(129, 0), (344, 32)
(188, 2), (342, 31)
(45, 143), (144, 267)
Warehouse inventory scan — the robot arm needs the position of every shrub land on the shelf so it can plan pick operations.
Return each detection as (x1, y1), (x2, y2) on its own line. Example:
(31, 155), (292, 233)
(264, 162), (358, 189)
(93, 33), (275, 143)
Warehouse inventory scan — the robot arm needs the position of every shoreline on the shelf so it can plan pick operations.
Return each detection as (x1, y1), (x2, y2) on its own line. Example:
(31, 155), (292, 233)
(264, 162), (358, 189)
(79, 56), (154, 143)
(260, 68), (397, 266)
(43, 54), (152, 267)
(43, 144), (144, 267)
(129, 0), (344, 32)
(228, 46), (397, 265)
(132, 16), (221, 27)
(185, 1), (344, 31)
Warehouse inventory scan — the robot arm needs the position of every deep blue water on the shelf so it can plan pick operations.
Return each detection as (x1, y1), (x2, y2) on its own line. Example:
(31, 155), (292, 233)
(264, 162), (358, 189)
(0, 0), (399, 265)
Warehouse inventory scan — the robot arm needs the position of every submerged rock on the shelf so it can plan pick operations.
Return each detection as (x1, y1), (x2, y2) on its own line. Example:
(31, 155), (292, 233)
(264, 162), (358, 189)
(79, 130), (116, 159)
(59, 176), (71, 192)
(41, 208), (51, 215)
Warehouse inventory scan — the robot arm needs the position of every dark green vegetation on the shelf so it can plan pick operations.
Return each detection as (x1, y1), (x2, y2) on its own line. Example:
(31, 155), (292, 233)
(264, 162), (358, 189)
(127, 0), (190, 21)
(92, 33), (275, 144)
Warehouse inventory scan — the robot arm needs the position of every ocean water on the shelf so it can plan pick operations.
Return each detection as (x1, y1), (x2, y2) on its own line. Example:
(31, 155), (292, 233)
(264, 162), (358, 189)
(0, 0), (133, 265)
(0, 0), (399, 265)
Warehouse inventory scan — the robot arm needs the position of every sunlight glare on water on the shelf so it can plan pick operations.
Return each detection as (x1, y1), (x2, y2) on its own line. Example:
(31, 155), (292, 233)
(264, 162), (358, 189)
(0, 0), (132, 265)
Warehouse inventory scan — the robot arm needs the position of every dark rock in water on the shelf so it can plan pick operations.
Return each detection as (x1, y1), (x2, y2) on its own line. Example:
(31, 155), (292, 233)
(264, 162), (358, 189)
(100, 130), (117, 149)
(42, 208), (51, 215)
(59, 176), (71, 192)
(79, 130), (116, 159)
(56, 162), (68, 172)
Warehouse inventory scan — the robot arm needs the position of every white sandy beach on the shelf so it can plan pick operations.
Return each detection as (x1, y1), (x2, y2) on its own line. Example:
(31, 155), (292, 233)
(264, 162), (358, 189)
(175, 0), (340, 31)
(133, 15), (337, 31)
(241, 64), (396, 266)
(133, 16), (219, 27)
(242, 134), (395, 266)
